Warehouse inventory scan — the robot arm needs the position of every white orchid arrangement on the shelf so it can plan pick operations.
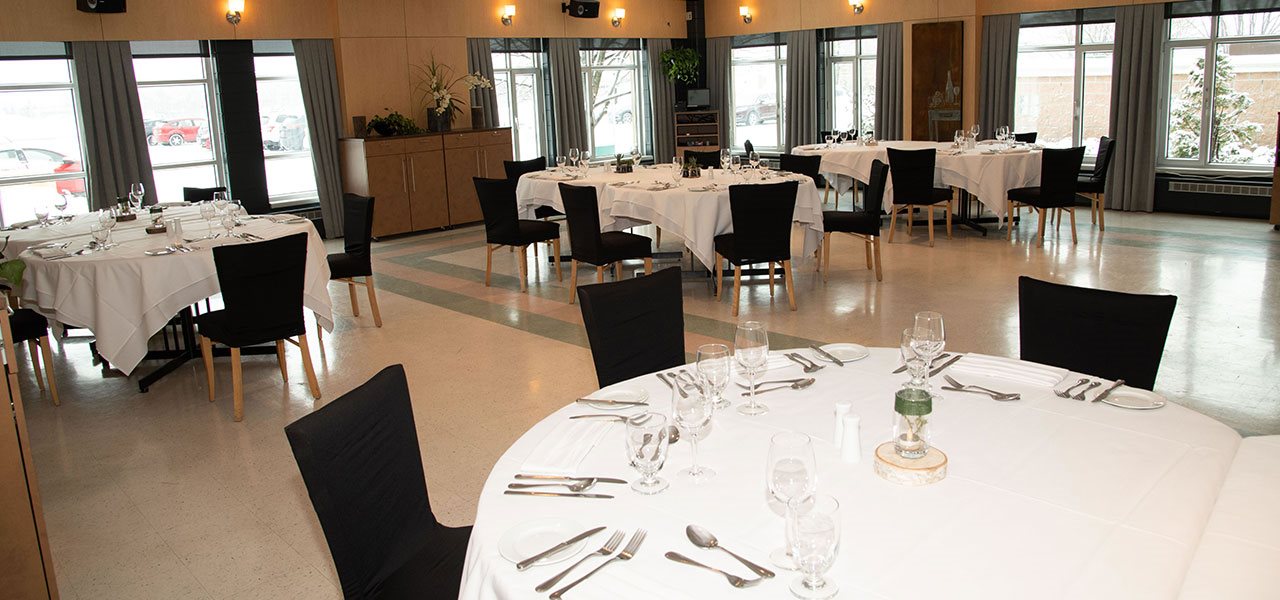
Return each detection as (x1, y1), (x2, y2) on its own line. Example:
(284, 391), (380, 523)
(414, 55), (493, 119)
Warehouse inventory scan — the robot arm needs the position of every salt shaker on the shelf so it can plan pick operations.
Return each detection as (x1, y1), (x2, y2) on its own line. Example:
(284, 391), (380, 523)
(840, 413), (862, 463)
(834, 400), (852, 448)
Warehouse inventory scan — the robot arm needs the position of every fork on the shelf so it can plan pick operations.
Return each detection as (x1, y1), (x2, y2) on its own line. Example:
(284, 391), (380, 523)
(550, 529), (645, 599)
(784, 353), (824, 373)
(943, 375), (1020, 400)
(1055, 378), (1091, 399)
(536, 530), (626, 592)
(1072, 381), (1103, 401)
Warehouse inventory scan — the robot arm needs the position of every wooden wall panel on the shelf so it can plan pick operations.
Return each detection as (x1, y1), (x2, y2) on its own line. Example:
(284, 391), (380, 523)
(336, 0), (406, 37)
(232, 0), (338, 40)
(0, 0), (102, 42)
(337, 37), (412, 135)
(405, 37), (473, 130)
(99, 0), (234, 41)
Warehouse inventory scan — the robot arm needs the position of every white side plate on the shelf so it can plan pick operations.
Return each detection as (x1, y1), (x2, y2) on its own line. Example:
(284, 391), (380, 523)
(581, 387), (649, 411)
(814, 343), (871, 363)
(498, 518), (588, 566)
(1101, 388), (1166, 410)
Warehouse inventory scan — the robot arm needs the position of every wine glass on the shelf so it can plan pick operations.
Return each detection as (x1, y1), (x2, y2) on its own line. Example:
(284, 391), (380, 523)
(970, 123), (981, 141)
(89, 224), (109, 251)
(631, 148), (642, 168)
(221, 212), (237, 238)
(33, 200), (50, 227)
(581, 151), (593, 174)
(673, 385), (715, 483)
(53, 193), (69, 221)
(730, 154), (741, 175)
(748, 151), (761, 170)
(555, 155), (567, 171)
(824, 134), (834, 148)
(696, 343), (731, 411)
(786, 494), (841, 599)
(212, 192), (229, 215)
(909, 311), (946, 388)
(767, 431), (816, 568)
(199, 201), (216, 237)
(568, 147), (579, 168)
(735, 321), (770, 416)
(954, 129), (965, 148)
(900, 328), (927, 389)
(720, 148), (731, 170)
(625, 413), (670, 495)
(98, 209), (117, 247)
(129, 182), (145, 210)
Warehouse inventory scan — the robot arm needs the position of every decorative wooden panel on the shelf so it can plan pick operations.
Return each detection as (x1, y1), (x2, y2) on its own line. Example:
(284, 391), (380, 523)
(911, 21), (964, 142)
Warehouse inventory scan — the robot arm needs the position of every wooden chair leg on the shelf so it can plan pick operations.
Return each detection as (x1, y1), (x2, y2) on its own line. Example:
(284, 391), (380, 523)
(27, 340), (44, 391)
(552, 239), (562, 281)
(656, 226), (662, 247)
(1006, 201), (1014, 241)
(201, 335), (215, 402)
(888, 209), (899, 243)
(297, 333), (321, 400)
(315, 313), (323, 341)
(643, 257), (652, 275)
(38, 336), (58, 406)
(347, 281), (359, 316)
(907, 206), (914, 235)
(945, 202), (953, 239)
(822, 232), (832, 282)
(1090, 193), (1098, 224)
(768, 263), (775, 297)
(1036, 208), (1047, 245)
(872, 236), (883, 281)
(276, 340), (288, 382)
(517, 246), (528, 293)
(231, 347), (243, 422)
(1069, 207), (1078, 244)
(364, 276), (383, 327)
(568, 260), (580, 304)
(824, 181), (833, 209)
(615, 262), (623, 280)
(732, 266), (742, 317)
(927, 206), (935, 247)
(1098, 194), (1106, 231)
(864, 237), (873, 269)
(715, 254), (723, 299)
(783, 260), (796, 311)
(596, 265), (604, 283)
(485, 244), (495, 287)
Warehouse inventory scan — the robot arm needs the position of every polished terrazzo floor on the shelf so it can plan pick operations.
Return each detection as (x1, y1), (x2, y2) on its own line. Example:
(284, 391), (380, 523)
(19, 205), (1280, 599)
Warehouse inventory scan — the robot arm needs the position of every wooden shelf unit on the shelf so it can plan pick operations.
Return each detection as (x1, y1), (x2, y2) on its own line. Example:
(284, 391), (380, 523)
(675, 110), (720, 159)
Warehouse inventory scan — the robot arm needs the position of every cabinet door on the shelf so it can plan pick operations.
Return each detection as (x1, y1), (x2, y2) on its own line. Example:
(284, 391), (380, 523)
(408, 150), (449, 230)
(367, 155), (412, 237)
(445, 147), (483, 225)
(481, 141), (514, 179)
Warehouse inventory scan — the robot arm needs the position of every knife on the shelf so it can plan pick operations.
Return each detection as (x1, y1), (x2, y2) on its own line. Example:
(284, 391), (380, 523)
(809, 344), (844, 367)
(895, 353), (949, 374)
(575, 398), (648, 407)
(569, 414), (630, 421)
(928, 354), (963, 377)
(1091, 379), (1125, 403)
(515, 474), (629, 485)
(515, 525), (608, 571)
(505, 490), (614, 502)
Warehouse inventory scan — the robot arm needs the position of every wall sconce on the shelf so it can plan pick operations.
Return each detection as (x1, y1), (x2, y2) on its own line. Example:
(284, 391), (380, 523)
(501, 5), (516, 26)
(226, 0), (244, 25)
(849, 0), (865, 14)
(611, 8), (625, 28)
(739, 6), (752, 24)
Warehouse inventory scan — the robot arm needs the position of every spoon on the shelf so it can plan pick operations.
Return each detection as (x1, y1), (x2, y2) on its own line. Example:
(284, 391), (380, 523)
(741, 378), (815, 396)
(686, 525), (775, 578)
(507, 478), (598, 492)
(940, 386), (1020, 401)
(664, 552), (760, 588)
(784, 353), (824, 373)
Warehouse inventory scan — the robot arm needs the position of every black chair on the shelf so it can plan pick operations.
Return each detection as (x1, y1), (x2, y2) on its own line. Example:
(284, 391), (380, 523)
(285, 364), (471, 599)
(779, 152), (832, 207)
(1013, 132), (1038, 143)
(559, 183), (652, 304)
(576, 268), (684, 388)
(821, 159), (886, 283)
(198, 233), (319, 422)
(473, 177), (561, 293)
(1006, 146), (1085, 245)
(683, 150), (721, 169)
(885, 148), (953, 247)
(1078, 136), (1115, 231)
(743, 140), (755, 156)
(325, 194), (382, 334)
(504, 157), (563, 220)
(714, 180), (800, 316)
(1, 304), (59, 406)
(1018, 276), (1177, 391)
(182, 186), (227, 202)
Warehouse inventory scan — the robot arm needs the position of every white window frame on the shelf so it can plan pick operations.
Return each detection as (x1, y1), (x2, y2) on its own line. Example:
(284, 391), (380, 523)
(730, 44), (787, 153)
(492, 49), (549, 161)
(823, 36), (877, 135)
(133, 51), (228, 197)
(1015, 21), (1114, 157)
(254, 48), (319, 208)
(579, 46), (649, 162)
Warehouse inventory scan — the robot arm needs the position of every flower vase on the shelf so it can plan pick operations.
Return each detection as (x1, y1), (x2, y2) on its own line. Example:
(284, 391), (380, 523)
(428, 110), (453, 133)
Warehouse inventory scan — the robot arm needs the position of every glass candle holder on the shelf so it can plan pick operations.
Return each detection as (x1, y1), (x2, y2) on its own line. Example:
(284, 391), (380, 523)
(893, 388), (933, 459)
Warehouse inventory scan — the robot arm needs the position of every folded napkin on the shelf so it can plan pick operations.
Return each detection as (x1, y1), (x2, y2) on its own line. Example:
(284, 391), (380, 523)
(948, 353), (1067, 388)
(154, 201), (191, 208)
(31, 248), (72, 260)
(520, 419), (615, 476)
(6, 220), (38, 230)
(265, 214), (307, 224)
(1002, 147), (1031, 154)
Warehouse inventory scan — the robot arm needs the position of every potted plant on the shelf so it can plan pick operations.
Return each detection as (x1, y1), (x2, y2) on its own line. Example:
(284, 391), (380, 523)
(414, 55), (493, 133)
(366, 109), (422, 137)
(660, 47), (700, 85)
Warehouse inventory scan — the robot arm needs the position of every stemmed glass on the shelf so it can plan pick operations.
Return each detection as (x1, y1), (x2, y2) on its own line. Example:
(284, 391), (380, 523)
(221, 212), (237, 238)
(199, 201), (217, 237)
(555, 155), (567, 171)
(230, 199), (245, 224)
(954, 129), (965, 148)
(625, 413), (670, 495)
(696, 343), (731, 411)
(631, 148), (642, 168)
(89, 224), (109, 251)
(720, 148), (731, 170)
(767, 431), (816, 568)
(670, 156), (682, 185)
(129, 182), (145, 210)
(900, 328), (927, 389)
(568, 148), (580, 169)
(748, 151), (761, 171)
(786, 494), (841, 599)
(580, 151), (593, 175)
(673, 384), (715, 483)
(97, 209), (117, 247)
(34, 200), (50, 227)
(970, 123), (981, 141)
(824, 134), (834, 148)
(909, 311), (946, 389)
(735, 321), (770, 416)
(53, 194), (69, 222)
(212, 191), (229, 215)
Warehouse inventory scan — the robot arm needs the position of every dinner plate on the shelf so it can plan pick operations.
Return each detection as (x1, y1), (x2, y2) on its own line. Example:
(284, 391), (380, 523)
(144, 247), (176, 256)
(813, 343), (870, 363)
(498, 518), (587, 566)
(580, 387), (648, 410)
(1101, 388), (1166, 410)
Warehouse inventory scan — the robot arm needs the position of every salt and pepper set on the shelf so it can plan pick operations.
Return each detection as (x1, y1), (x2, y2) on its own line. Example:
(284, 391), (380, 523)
(833, 400), (862, 464)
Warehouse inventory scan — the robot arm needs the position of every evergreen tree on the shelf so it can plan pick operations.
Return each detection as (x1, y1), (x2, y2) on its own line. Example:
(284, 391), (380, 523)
(1168, 48), (1263, 163)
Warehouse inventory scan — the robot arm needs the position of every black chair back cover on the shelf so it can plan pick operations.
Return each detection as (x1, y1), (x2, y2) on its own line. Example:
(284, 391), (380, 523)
(683, 150), (721, 168)
(211, 233), (307, 343)
(1014, 132), (1038, 143)
(1087, 136), (1115, 183)
(1038, 146), (1086, 204)
(863, 160), (889, 215)
(341, 193), (375, 273)
(183, 186), (227, 202)
(1018, 276), (1177, 390)
(504, 156), (547, 180)
(743, 140), (755, 155)
(728, 180), (799, 263)
(558, 183), (607, 263)
(285, 364), (449, 598)
(576, 267), (685, 387)
(474, 177), (521, 245)
(779, 154), (823, 182)
(885, 148), (937, 206)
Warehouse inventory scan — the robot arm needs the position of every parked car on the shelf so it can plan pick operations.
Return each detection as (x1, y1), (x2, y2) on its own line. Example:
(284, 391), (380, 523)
(197, 123), (211, 150)
(152, 118), (206, 146)
(735, 95), (779, 126)
(261, 113), (303, 151)
(0, 146), (85, 196)
(277, 116), (308, 152)
(144, 119), (164, 146)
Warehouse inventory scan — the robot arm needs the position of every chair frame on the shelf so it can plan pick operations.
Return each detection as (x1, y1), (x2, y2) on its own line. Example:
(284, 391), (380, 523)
(714, 257), (796, 317)
(200, 332), (319, 422)
(819, 231), (882, 283)
(568, 256), (651, 305)
(887, 201), (953, 247)
(2, 299), (58, 406)
(487, 239), (562, 294)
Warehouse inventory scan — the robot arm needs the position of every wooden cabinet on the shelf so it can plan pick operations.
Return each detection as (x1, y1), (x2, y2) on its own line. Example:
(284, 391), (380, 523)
(675, 110), (721, 159)
(340, 128), (511, 237)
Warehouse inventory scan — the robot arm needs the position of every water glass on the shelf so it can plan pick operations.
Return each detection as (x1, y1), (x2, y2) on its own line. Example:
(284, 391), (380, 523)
(696, 343), (731, 410)
(767, 431), (816, 568)
(581, 151), (593, 173)
(954, 129), (965, 148)
(625, 413), (670, 495)
(568, 147), (579, 167)
(165, 218), (183, 250)
(53, 194), (69, 219)
(670, 159), (683, 184)
(720, 148), (731, 170)
(970, 123), (981, 141)
(735, 321), (770, 416)
(555, 155), (566, 170)
(748, 151), (761, 170)
(199, 201), (217, 236)
(631, 148), (642, 167)
(900, 328), (927, 389)
(129, 182), (145, 209)
(824, 134), (834, 147)
(673, 386), (715, 483)
(910, 311), (946, 385)
(90, 224), (109, 249)
(212, 192), (229, 214)
(98, 209), (117, 246)
(34, 201), (50, 227)
(786, 494), (841, 599)
(221, 213), (237, 237)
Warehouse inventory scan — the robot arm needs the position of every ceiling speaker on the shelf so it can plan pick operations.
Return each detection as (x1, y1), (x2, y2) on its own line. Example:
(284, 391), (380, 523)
(77, 0), (127, 13)
(561, 1), (600, 19)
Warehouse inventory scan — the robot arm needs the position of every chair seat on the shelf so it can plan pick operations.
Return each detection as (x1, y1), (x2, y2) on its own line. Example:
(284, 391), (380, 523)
(375, 524), (472, 599)
(492, 219), (560, 247)
(327, 253), (370, 280)
(822, 210), (881, 236)
(9, 308), (49, 343)
(534, 206), (564, 220)
(578, 231), (652, 265)
(1009, 186), (1075, 208)
(894, 188), (953, 206)
(197, 309), (305, 348)
(1076, 178), (1105, 194)
(713, 233), (788, 266)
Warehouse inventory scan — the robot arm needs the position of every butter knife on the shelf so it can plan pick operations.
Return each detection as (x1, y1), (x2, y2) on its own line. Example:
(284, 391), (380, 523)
(1091, 379), (1125, 403)
(569, 414), (630, 421)
(575, 398), (648, 407)
(515, 474), (629, 485)
(515, 525), (607, 571)
(894, 353), (949, 374)
(809, 344), (844, 367)
(504, 490), (614, 501)
(929, 354), (963, 377)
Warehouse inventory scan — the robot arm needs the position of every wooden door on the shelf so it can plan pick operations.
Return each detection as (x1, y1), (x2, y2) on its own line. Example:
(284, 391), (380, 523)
(445, 147), (483, 225)
(481, 141), (514, 179)
(408, 150), (449, 230)
(366, 155), (411, 237)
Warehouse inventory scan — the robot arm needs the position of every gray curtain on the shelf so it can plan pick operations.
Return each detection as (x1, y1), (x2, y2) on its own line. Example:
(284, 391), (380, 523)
(549, 38), (587, 154)
(705, 37), (732, 148)
(784, 30), (818, 151)
(647, 39), (676, 162)
(874, 23), (903, 141)
(294, 39), (345, 238)
(70, 41), (155, 210)
(1107, 4), (1162, 212)
(467, 38), (498, 129)
(979, 14), (1020, 140)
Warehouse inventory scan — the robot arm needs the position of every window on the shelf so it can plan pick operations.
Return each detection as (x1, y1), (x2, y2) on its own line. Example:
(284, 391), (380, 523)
(0, 43), (89, 227)
(132, 41), (224, 204)
(1162, 2), (1280, 169)
(823, 27), (878, 135)
(1015, 10), (1115, 156)
(491, 39), (549, 162)
(731, 35), (787, 152)
(254, 41), (317, 206)
(579, 40), (649, 161)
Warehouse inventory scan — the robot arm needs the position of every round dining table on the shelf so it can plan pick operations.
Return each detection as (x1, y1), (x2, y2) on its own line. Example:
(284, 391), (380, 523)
(11, 206), (334, 375)
(459, 347), (1242, 599)
(515, 165), (825, 270)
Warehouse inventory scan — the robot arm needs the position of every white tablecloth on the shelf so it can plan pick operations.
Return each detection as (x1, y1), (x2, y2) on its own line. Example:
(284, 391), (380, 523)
(793, 141), (1042, 218)
(16, 207), (334, 375)
(460, 348), (1243, 599)
(514, 167), (825, 268)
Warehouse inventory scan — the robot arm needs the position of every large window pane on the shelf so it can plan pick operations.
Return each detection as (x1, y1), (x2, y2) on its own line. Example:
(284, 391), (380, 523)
(1218, 13), (1280, 38)
(731, 44), (785, 151)
(1014, 50), (1075, 147)
(1210, 41), (1280, 165)
(581, 49), (644, 159)
(1081, 23), (1115, 45)
(134, 53), (223, 204)
(1081, 51), (1112, 156)
(859, 58), (877, 133)
(830, 61), (856, 132)
(0, 179), (89, 225)
(0, 59), (70, 85)
(1170, 16), (1212, 41)
(1019, 25), (1077, 48)
(493, 49), (548, 161)
(0, 57), (88, 227)
(1166, 46), (1207, 160)
(151, 164), (218, 205)
(255, 53), (317, 204)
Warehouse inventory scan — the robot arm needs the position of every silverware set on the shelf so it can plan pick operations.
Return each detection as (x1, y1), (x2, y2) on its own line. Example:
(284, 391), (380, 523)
(664, 524), (771, 588)
(739, 378), (814, 396)
(941, 375), (1020, 401)
(504, 474), (627, 499)
(548, 529), (646, 599)
(808, 344), (844, 366)
(784, 352), (824, 373)
(1055, 377), (1123, 401)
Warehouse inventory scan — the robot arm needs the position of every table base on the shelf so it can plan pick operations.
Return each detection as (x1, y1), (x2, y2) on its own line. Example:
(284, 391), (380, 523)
(135, 307), (279, 393)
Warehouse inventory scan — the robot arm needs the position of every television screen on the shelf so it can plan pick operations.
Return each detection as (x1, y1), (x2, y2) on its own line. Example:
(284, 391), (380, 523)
(687, 89), (710, 108)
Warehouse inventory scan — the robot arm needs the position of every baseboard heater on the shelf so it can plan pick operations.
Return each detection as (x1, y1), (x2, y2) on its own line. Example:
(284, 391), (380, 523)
(1154, 173), (1272, 219)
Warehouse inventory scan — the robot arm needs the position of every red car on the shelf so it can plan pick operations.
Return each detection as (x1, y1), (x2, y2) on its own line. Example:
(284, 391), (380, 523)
(152, 118), (206, 146)
(0, 147), (85, 196)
